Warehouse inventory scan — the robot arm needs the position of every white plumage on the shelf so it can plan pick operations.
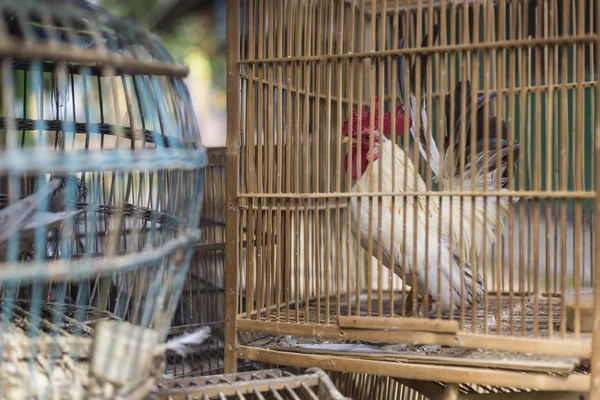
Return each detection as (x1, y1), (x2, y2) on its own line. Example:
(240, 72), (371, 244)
(349, 136), (484, 312)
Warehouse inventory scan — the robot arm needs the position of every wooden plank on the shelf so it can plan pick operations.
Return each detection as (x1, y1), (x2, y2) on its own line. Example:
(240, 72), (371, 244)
(236, 319), (591, 358)
(338, 315), (459, 334)
(237, 346), (590, 392)
(456, 333), (591, 359)
(267, 344), (578, 374)
(237, 318), (461, 347)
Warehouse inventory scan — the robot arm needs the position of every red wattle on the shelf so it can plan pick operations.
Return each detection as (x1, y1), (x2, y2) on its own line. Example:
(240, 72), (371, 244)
(344, 145), (370, 180)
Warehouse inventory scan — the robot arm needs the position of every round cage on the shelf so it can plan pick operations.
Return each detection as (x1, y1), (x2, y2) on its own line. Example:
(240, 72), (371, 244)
(0, 0), (206, 397)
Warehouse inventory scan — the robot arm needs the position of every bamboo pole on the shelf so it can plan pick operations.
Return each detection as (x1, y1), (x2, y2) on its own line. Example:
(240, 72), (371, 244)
(590, 0), (600, 397)
(224, 0), (241, 374)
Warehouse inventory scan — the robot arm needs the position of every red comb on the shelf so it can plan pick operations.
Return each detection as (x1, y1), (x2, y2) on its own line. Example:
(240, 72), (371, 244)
(342, 97), (409, 137)
(383, 104), (410, 137)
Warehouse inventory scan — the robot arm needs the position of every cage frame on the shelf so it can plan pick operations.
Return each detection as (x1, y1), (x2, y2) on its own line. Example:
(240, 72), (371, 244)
(225, 0), (600, 395)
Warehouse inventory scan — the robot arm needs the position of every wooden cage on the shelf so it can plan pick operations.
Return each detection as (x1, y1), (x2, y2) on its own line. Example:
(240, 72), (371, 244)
(226, 0), (599, 397)
(167, 147), (273, 378)
(165, 147), (227, 378)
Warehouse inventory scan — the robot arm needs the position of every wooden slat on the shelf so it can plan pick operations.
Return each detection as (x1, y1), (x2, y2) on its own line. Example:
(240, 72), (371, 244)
(266, 344), (579, 374)
(153, 376), (320, 400)
(237, 346), (591, 392)
(236, 319), (591, 359)
(338, 315), (459, 334)
(224, 0), (241, 374)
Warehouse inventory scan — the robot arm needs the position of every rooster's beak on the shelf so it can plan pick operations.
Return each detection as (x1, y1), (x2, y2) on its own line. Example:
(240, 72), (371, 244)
(342, 136), (356, 145)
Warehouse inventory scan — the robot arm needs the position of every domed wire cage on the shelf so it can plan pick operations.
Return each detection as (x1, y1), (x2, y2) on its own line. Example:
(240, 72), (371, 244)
(0, 0), (206, 397)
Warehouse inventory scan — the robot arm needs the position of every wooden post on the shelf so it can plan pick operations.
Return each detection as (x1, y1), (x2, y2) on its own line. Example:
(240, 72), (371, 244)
(590, 2), (600, 396)
(224, 0), (241, 374)
(443, 383), (459, 400)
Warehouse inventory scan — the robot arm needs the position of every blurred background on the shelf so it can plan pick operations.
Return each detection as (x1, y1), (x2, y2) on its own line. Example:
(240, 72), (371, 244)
(97, 0), (226, 147)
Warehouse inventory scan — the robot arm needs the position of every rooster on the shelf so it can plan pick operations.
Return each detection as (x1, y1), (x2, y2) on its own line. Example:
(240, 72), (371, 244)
(342, 26), (483, 314)
(343, 96), (483, 313)
(343, 25), (521, 315)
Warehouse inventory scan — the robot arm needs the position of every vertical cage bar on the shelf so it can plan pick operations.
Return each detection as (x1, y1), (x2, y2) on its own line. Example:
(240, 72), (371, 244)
(225, 0), (241, 374)
(590, 1), (600, 396)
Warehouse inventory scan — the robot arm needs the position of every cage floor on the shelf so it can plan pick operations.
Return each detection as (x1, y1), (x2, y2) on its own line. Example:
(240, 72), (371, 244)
(245, 291), (579, 338)
(240, 292), (590, 379)
(254, 337), (587, 375)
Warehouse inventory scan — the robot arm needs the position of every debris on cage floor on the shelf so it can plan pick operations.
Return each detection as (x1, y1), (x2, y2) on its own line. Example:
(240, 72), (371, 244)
(239, 292), (590, 376)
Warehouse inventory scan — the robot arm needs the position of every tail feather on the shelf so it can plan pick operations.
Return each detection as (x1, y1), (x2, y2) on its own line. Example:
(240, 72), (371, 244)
(403, 24), (441, 176)
(440, 80), (520, 270)
(443, 80), (519, 189)
(452, 253), (484, 306)
(444, 80), (497, 152)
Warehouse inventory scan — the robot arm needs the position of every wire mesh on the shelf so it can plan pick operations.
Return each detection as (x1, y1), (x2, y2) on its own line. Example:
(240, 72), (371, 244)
(226, 0), (598, 388)
(0, 0), (206, 397)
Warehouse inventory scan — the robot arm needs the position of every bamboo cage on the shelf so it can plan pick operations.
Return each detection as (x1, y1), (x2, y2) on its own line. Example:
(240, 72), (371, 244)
(166, 147), (271, 378)
(165, 147), (228, 378)
(225, 0), (599, 397)
(330, 371), (428, 400)
(151, 367), (349, 400)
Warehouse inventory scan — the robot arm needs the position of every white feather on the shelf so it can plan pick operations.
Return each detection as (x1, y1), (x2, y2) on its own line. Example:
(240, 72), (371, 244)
(408, 92), (441, 178)
(164, 325), (211, 358)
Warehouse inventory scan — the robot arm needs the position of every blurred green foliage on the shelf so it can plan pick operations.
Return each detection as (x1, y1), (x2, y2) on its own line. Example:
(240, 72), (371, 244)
(100, 0), (226, 93)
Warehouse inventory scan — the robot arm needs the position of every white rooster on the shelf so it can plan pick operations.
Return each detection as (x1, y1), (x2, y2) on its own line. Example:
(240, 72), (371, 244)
(343, 25), (520, 315)
(343, 99), (482, 314)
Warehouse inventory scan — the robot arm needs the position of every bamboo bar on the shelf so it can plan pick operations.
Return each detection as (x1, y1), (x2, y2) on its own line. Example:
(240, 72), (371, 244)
(337, 315), (459, 334)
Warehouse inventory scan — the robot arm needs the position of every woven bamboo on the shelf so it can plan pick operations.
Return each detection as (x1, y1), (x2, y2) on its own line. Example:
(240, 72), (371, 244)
(151, 367), (349, 400)
(225, 0), (598, 397)
(0, 0), (206, 397)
